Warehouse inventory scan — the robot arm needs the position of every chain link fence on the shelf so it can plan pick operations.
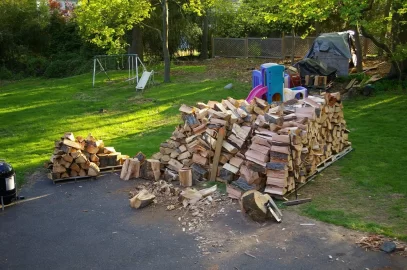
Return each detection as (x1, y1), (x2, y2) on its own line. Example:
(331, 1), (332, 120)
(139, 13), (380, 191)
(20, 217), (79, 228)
(283, 36), (315, 58)
(213, 36), (379, 58)
(359, 36), (380, 56)
(212, 38), (246, 58)
(247, 38), (283, 58)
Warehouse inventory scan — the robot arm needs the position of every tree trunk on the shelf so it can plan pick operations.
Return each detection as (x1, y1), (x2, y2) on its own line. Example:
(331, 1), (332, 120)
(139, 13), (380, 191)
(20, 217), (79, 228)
(388, 0), (407, 78)
(291, 27), (295, 65)
(314, 21), (321, 36)
(130, 25), (144, 62)
(362, 24), (399, 79)
(378, 0), (392, 56)
(201, 12), (209, 60)
(352, 26), (363, 73)
(356, 0), (407, 78)
(162, 0), (170, 82)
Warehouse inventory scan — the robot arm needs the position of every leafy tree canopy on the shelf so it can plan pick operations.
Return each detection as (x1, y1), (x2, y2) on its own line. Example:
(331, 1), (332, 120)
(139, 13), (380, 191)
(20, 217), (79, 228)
(259, 0), (334, 36)
(76, 0), (152, 54)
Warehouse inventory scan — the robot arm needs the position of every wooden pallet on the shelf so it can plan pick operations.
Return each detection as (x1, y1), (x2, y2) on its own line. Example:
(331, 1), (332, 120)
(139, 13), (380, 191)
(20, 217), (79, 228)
(100, 165), (123, 173)
(273, 146), (353, 200)
(49, 165), (123, 184)
(315, 146), (353, 173)
(48, 173), (99, 184)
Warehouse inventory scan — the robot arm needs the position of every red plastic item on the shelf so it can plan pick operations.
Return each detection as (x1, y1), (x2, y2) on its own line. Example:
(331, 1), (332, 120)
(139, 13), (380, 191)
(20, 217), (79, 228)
(290, 74), (301, 87)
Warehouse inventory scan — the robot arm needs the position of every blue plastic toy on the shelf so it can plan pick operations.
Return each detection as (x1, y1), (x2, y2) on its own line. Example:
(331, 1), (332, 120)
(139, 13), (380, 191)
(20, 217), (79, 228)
(247, 63), (285, 104)
(264, 64), (285, 103)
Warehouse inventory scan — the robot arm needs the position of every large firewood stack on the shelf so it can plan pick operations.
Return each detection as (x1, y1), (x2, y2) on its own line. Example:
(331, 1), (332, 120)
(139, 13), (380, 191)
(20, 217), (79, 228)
(47, 132), (125, 179)
(149, 92), (350, 197)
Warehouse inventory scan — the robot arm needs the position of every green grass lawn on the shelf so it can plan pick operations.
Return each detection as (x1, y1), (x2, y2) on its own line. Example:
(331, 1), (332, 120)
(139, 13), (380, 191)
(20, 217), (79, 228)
(0, 64), (250, 185)
(1, 61), (406, 240)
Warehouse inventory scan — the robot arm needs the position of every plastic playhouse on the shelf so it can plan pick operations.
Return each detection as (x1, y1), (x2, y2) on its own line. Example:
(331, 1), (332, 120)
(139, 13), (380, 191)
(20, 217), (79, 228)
(246, 63), (307, 104)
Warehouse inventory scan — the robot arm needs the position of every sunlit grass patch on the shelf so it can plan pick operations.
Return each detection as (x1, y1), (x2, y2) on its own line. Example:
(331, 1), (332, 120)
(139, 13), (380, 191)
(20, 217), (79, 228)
(0, 65), (250, 185)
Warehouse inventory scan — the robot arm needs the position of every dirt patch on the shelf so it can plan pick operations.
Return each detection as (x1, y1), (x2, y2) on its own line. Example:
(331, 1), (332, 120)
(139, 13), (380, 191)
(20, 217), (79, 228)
(205, 58), (283, 83)
(74, 92), (100, 102)
(172, 57), (391, 85)
(172, 58), (289, 83)
(390, 193), (405, 199)
(24, 168), (48, 189)
(362, 58), (391, 77)
(127, 96), (157, 104)
(0, 80), (13, 88)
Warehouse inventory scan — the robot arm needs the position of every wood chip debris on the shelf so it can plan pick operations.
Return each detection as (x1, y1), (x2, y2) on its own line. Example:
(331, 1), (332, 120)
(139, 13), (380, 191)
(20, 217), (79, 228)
(356, 235), (407, 257)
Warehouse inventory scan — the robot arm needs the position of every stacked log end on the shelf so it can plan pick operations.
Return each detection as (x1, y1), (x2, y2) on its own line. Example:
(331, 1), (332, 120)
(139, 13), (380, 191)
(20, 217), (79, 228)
(46, 132), (125, 179)
(150, 92), (351, 198)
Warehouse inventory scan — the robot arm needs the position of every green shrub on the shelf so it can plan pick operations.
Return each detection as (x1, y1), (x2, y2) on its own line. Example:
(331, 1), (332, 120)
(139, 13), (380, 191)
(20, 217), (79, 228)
(67, 58), (90, 75)
(44, 56), (92, 78)
(72, 60), (92, 75)
(337, 73), (366, 83)
(373, 79), (407, 92)
(67, 58), (83, 72)
(44, 60), (68, 78)
(0, 66), (13, 80)
(52, 52), (82, 62)
(26, 56), (49, 76)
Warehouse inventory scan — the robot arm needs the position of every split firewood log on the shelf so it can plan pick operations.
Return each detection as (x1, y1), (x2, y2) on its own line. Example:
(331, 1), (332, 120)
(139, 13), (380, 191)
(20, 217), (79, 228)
(129, 189), (156, 209)
(179, 168), (192, 187)
(87, 162), (100, 176)
(120, 158), (141, 180)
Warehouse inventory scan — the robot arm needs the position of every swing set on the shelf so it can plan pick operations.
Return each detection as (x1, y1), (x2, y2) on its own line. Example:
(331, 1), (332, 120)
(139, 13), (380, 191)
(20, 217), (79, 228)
(92, 54), (154, 90)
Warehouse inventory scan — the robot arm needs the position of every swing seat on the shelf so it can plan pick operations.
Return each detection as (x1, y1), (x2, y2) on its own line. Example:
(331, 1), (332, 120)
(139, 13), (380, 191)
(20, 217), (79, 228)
(136, 70), (153, 90)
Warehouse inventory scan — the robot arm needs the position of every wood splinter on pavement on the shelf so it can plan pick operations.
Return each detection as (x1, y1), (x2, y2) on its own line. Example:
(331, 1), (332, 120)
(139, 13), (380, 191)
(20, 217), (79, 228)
(244, 252), (257, 259)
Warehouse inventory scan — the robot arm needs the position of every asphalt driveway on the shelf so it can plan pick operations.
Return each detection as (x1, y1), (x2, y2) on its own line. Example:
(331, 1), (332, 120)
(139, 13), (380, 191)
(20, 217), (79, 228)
(0, 173), (406, 270)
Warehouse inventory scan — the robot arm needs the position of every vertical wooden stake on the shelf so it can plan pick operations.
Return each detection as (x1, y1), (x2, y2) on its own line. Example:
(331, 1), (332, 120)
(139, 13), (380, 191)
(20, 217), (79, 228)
(210, 127), (225, 181)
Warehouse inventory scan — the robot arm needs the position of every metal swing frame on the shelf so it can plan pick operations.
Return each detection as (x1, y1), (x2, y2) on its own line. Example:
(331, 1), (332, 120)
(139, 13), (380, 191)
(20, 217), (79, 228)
(92, 54), (146, 87)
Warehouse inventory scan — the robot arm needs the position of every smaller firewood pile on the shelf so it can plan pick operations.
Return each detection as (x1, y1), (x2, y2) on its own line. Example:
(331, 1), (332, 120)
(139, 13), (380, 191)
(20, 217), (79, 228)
(45, 132), (127, 180)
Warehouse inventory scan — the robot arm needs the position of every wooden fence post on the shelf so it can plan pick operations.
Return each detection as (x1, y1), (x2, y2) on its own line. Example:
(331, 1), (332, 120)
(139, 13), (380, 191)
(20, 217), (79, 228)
(245, 37), (249, 58)
(212, 36), (215, 58)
